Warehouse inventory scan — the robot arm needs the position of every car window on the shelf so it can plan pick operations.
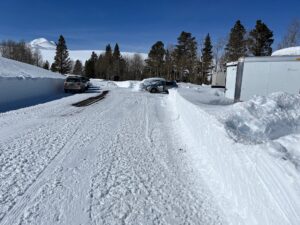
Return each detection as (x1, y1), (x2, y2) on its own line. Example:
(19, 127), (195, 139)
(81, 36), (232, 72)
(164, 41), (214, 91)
(66, 78), (80, 82)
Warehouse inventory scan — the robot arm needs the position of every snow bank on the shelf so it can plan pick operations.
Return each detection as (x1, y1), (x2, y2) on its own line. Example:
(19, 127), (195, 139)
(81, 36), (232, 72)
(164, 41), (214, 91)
(114, 80), (141, 91)
(221, 92), (300, 143)
(272, 46), (300, 56)
(0, 57), (63, 79)
(169, 89), (300, 225)
(0, 57), (65, 111)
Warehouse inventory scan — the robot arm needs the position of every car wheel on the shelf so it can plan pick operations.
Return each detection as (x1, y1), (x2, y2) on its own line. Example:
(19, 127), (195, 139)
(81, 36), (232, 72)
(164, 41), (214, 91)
(150, 88), (158, 93)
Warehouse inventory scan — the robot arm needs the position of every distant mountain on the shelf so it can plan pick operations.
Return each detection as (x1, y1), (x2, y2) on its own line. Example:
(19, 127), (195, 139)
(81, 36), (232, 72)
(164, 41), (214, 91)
(29, 38), (147, 64)
(29, 38), (56, 50)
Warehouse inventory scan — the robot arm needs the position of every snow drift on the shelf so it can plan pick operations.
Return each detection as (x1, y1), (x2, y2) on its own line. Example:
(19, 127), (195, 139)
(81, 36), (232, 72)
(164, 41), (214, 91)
(169, 88), (300, 225)
(221, 92), (300, 143)
(0, 57), (65, 111)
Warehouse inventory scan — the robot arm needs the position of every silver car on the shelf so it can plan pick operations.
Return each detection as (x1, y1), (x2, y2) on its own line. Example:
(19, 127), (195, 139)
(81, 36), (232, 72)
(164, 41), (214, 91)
(141, 78), (168, 93)
(64, 76), (86, 93)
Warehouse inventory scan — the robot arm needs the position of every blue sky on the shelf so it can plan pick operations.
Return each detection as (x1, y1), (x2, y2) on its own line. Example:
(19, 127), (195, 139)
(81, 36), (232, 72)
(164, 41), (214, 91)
(0, 0), (299, 52)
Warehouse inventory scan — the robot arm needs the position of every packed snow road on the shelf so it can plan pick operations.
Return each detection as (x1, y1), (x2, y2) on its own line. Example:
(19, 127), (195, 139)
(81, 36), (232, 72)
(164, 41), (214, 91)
(0, 87), (222, 225)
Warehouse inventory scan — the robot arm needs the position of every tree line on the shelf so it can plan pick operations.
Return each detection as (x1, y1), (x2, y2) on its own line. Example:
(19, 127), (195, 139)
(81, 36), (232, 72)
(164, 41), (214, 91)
(0, 40), (43, 66)
(52, 19), (278, 84)
(1, 19), (299, 84)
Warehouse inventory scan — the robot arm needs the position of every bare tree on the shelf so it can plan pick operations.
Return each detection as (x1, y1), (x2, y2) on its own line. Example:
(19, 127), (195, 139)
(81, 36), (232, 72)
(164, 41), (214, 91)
(128, 54), (144, 80)
(33, 48), (43, 67)
(213, 37), (227, 71)
(278, 19), (300, 49)
(0, 40), (38, 65)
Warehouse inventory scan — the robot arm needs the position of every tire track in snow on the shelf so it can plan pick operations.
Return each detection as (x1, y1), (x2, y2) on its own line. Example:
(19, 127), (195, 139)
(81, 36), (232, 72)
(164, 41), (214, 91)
(0, 92), (116, 225)
(88, 92), (223, 225)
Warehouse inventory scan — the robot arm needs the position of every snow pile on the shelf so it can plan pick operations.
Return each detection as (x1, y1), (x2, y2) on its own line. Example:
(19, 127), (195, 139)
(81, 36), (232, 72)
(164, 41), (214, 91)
(29, 38), (56, 50)
(169, 88), (300, 225)
(114, 80), (142, 91)
(114, 81), (134, 88)
(0, 57), (65, 111)
(272, 46), (300, 56)
(222, 92), (300, 143)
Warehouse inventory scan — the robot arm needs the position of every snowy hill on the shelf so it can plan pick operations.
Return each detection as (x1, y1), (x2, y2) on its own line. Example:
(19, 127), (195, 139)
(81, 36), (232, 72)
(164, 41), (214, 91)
(29, 38), (148, 64)
(272, 46), (300, 56)
(29, 38), (56, 50)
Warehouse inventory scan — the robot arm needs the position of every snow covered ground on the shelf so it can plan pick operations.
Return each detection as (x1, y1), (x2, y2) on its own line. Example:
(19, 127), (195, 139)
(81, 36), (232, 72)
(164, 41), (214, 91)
(0, 80), (299, 225)
(170, 84), (300, 225)
(0, 81), (223, 225)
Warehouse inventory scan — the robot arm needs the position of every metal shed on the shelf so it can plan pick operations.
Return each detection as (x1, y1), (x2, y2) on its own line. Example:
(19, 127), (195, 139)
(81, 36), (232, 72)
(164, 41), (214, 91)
(225, 56), (300, 102)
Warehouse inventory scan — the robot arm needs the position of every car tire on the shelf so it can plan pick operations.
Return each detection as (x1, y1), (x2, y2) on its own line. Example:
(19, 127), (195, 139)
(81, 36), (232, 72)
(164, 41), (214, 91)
(150, 88), (158, 93)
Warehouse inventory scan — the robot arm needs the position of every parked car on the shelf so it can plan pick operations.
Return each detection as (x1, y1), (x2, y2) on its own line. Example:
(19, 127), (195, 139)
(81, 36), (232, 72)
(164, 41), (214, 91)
(64, 76), (87, 93)
(81, 77), (91, 90)
(141, 78), (169, 94)
(165, 80), (178, 89)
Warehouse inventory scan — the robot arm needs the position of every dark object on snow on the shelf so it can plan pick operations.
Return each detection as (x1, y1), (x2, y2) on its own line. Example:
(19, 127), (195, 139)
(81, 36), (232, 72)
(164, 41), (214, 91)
(72, 91), (109, 107)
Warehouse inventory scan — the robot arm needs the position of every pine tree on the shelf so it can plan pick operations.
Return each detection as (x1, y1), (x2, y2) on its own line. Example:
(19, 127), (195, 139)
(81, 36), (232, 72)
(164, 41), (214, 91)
(112, 43), (122, 80)
(85, 51), (98, 78)
(52, 35), (72, 74)
(43, 61), (50, 70)
(113, 43), (121, 60)
(225, 20), (247, 62)
(248, 20), (274, 56)
(145, 41), (166, 77)
(73, 60), (83, 75)
(50, 62), (57, 72)
(173, 31), (197, 82)
(201, 34), (213, 84)
(104, 44), (113, 79)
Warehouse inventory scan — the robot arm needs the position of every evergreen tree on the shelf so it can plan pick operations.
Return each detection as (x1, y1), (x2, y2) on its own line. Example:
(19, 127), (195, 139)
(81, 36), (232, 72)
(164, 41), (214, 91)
(112, 43), (122, 80)
(113, 43), (121, 59)
(73, 60), (83, 75)
(145, 41), (166, 76)
(248, 20), (274, 56)
(173, 31), (197, 82)
(52, 35), (72, 74)
(225, 20), (247, 62)
(50, 62), (57, 72)
(43, 61), (50, 70)
(85, 51), (98, 78)
(201, 34), (213, 84)
(104, 44), (113, 79)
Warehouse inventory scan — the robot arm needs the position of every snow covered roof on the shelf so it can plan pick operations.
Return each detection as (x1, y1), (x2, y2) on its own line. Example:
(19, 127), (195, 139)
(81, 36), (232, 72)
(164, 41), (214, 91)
(226, 61), (238, 67)
(272, 46), (300, 56)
